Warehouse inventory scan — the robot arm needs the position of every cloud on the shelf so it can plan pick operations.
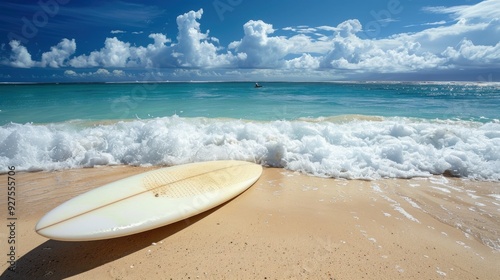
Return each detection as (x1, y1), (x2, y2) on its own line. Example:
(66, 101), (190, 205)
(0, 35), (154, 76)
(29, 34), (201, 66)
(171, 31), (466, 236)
(64, 33), (172, 68)
(67, 9), (233, 69)
(111, 30), (127, 34)
(396, 20), (500, 63)
(319, 19), (445, 72)
(229, 20), (332, 68)
(442, 39), (500, 66)
(423, 0), (500, 22)
(395, 1), (500, 56)
(316, 26), (338, 32)
(112, 69), (125, 76)
(70, 37), (131, 67)
(286, 34), (330, 54)
(64, 68), (127, 78)
(283, 26), (317, 34)
(39, 39), (76, 68)
(315, 1), (500, 73)
(95, 68), (110, 75)
(285, 53), (320, 69)
(404, 21), (447, 28)
(6, 40), (34, 68)
(172, 9), (235, 68)
(229, 20), (291, 68)
(424, 21), (447, 26)
(64, 70), (77, 76)
(5, 38), (76, 68)
(2, 1), (499, 80)
(336, 19), (362, 37)
(123, 33), (170, 68)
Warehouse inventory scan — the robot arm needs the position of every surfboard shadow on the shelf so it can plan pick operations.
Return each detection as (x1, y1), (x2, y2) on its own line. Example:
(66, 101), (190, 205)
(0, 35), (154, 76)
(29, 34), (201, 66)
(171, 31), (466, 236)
(1, 205), (221, 279)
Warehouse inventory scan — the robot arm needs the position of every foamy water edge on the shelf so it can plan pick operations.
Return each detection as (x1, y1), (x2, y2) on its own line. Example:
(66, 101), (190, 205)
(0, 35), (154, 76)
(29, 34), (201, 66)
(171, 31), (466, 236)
(1, 115), (499, 180)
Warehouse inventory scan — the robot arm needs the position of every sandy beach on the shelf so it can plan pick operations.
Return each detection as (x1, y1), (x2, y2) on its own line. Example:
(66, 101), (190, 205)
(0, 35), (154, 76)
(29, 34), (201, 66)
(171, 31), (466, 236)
(1, 166), (499, 279)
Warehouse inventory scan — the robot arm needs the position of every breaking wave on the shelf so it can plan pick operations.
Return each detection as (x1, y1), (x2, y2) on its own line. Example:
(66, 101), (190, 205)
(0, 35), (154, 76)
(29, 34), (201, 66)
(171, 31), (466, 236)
(1, 115), (499, 180)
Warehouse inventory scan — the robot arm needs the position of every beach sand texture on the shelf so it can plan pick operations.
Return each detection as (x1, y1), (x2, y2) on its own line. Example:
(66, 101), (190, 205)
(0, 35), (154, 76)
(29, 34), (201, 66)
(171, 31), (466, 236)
(1, 166), (499, 279)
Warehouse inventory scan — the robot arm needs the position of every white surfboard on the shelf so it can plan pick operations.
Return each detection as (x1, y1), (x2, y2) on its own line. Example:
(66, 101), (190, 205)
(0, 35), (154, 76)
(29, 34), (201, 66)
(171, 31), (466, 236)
(35, 160), (262, 241)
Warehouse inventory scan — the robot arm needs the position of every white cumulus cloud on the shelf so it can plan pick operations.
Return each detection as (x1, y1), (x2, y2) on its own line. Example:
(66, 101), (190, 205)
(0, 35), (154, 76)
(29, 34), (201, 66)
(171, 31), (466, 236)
(39, 39), (76, 68)
(64, 70), (77, 76)
(64, 68), (127, 78)
(1, 1), (499, 80)
(229, 20), (289, 68)
(7, 40), (35, 68)
(70, 37), (131, 68)
(442, 39), (500, 66)
(285, 53), (320, 69)
(319, 20), (445, 72)
(172, 9), (235, 68)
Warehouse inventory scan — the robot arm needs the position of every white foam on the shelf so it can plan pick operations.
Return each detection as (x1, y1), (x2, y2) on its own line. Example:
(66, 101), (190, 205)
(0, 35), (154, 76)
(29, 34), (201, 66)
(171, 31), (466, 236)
(1, 116), (499, 180)
(432, 186), (452, 193)
(379, 194), (420, 223)
(436, 269), (447, 277)
(403, 197), (422, 210)
(371, 184), (383, 193)
(393, 206), (420, 223)
(488, 194), (500, 201)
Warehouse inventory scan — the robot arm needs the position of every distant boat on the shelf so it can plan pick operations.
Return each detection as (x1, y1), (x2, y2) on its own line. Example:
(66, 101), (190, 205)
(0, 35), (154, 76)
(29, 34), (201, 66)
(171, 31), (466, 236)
(255, 83), (263, 88)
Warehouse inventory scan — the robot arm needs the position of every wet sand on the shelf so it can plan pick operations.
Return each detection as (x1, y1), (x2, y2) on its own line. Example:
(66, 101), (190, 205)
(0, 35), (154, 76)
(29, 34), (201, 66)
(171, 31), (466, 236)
(1, 166), (499, 279)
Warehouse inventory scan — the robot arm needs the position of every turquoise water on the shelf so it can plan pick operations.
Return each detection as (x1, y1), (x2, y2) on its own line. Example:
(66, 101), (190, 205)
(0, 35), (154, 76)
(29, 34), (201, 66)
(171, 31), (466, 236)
(1, 82), (499, 180)
(1, 82), (499, 124)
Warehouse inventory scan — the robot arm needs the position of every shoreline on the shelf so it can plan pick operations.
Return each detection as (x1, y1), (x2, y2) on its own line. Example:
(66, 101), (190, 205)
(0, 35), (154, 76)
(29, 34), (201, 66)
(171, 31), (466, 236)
(1, 166), (499, 279)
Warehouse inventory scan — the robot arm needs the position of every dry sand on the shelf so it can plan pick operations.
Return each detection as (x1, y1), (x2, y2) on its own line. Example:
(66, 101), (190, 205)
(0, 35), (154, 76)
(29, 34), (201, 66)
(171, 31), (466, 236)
(1, 166), (499, 279)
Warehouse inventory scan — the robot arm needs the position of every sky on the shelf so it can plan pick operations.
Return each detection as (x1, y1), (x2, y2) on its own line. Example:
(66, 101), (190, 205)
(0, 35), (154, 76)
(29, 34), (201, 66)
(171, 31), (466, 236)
(0, 0), (499, 82)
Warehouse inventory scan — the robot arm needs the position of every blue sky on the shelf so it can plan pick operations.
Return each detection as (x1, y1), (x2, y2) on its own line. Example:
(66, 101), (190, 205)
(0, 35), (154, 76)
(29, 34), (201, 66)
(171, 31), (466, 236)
(0, 0), (499, 82)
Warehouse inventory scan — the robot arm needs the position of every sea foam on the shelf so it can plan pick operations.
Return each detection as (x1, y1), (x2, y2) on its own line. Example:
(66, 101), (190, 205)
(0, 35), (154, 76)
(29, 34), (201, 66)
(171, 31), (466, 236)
(1, 116), (499, 180)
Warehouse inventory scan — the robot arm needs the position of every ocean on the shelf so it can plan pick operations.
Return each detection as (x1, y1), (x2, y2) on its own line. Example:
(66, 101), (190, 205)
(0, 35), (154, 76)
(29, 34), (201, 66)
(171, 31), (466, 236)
(1, 82), (499, 180)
